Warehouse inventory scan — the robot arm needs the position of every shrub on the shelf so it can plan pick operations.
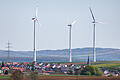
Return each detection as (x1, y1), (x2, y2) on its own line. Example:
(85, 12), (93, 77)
(81, 65), (96, 75)
(27, 71), (38, 80)
(4, 70), (8, 75)
(85, 71), (91, 75)
(1, 62), (4, 67)
(95, 67), (103, 76)
(68, 68), (73, 75)
(10, 70), (23, 80)
(107, 74), (113, 77)
(74, 69), (80, 75)
(96, 70), (102, 76)
(80, 65), (102, 76)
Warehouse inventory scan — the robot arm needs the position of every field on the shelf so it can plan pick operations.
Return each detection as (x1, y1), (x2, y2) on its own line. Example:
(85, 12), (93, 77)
(1, 76), (120, 80)
(60, 61), (120, 67)
(38, 76), (120, 80)
(0, 76), (9, 79)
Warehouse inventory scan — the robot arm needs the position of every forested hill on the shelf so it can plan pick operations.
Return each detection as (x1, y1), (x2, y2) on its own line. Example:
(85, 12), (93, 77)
(0, 48), (120, 62)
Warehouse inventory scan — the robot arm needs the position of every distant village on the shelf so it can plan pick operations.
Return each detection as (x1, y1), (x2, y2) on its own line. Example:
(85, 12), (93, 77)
(0, 62), (120, 77)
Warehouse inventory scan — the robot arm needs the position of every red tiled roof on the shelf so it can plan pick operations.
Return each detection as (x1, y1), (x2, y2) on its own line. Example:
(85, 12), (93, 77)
(2, 67), (9, 70)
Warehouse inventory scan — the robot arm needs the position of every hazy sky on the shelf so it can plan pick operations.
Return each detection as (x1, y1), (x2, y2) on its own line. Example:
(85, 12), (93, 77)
(0, 0), (120, 51)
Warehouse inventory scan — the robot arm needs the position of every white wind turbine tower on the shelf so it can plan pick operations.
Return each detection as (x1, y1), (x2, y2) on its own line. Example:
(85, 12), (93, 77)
(67, 18), (79, 62)
(89, 7), (101, 62)
(32, 2), (41, 64)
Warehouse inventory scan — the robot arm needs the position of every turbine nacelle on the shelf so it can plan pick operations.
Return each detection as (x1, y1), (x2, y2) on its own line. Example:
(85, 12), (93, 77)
(32, 17), (36, 21)
(92, 21), (104, 24)
(67, 24), (72, 27)
(92, 21), (95, 23)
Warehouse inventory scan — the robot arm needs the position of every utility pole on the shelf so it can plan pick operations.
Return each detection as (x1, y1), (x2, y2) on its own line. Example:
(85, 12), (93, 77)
(6, 41), (11, 62)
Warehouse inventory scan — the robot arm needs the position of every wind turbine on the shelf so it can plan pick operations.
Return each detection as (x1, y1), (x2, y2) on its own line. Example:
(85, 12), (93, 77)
(67, 18), (79, 62)
(89, 7), (97, 62)
(32, 3), (41, 64)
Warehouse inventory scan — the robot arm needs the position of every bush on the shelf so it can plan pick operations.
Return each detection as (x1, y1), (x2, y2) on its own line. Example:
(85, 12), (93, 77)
(107, 74), (113, 77)
(27, 71), (38, 80)
(68, 68), (73, 75)
(80, 65), (102, 76)
(85, 71), (91, 75)
(1, 62), (4, 67)
(96, 71), (102, 76)
(10, 70), (23, 80)
(95, 68), (103, 76)
(74, 69), (80, 75)
(4, 70), (8, 75)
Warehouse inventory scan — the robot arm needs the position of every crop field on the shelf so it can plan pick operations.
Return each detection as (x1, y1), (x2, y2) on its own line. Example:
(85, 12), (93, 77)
(1, 76), (120, 80)
(93, 63), (120, 67)
(0, 76), (9, 79)
(37, 76), (120, 80)
(60, 61), (120, 67)
(92, 61), (120, 68)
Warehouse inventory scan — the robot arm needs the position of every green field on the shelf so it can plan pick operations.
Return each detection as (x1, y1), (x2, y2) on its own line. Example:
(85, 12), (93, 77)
(0, 76), (9, 79)
(39, 74), (80, 76)
(69, 61), (120, 67)
(91, 61), (120, 67)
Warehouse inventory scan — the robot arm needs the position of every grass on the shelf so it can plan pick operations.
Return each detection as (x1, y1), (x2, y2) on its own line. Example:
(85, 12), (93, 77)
(92, 63), (120, 67)
(39, 74), (84, 76)
(91, 61), (120, 67)
(0, 75), (9, 79)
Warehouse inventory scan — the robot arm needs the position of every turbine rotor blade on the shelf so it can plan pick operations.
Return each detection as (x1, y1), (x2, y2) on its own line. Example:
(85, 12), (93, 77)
(35, 0), (39, 18)
(89, 7), (95, 22)
(95, 20), (105, 24)
(35, 0), (41, 27)
(71, 17), (79, 25)
(35, 5), (38, 18)
(96, 21), (103, 24)
(36, 19), (42, 26)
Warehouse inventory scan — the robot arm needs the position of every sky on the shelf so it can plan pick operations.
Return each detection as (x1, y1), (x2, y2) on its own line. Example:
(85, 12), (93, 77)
(0, 0), (120, 51)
